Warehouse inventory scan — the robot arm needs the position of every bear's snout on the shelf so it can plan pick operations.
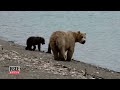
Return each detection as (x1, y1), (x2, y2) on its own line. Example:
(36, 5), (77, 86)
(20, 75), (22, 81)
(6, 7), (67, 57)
(42, 42), (45, 45)
(81, 40), (86, 44)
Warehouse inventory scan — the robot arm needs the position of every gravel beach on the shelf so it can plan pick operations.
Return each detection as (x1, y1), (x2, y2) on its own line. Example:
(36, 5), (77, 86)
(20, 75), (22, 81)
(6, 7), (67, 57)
(0, 39), (120, 79)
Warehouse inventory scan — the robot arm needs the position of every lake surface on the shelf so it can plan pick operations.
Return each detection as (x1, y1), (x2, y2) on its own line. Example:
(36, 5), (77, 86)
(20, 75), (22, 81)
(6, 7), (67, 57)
(0, 11), (120, 72)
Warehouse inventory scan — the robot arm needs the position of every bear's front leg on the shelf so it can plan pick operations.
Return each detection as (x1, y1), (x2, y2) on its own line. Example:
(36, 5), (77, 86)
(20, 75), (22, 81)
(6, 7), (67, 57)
(46, 44), (51, 54)
(38, 44), (41, 51)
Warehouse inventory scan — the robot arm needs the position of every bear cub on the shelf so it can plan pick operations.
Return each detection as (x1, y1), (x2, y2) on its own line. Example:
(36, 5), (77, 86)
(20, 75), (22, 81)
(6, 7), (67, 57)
(25, 36), (45, 51)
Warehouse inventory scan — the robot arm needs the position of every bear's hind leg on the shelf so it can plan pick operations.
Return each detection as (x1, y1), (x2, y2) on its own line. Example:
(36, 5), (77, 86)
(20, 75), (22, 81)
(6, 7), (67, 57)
(66, 49), (74, 61)
(59, 48), (66, 61)
(27, 45), (32, 51)
(52, 48), (59, 60)
(25, 47), (28, 50)
(46, 43), (51, 54)
(33, 45), (36, 51)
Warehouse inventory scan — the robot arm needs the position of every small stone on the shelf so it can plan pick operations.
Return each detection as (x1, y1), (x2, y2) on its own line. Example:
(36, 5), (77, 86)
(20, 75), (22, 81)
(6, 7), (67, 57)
(40, 58), (42, 60)
(96, 72), (99, 74)
(111, 72), (114, 73)
(12, 57), (17, 60)
(4, 55), (11, 59)
(62, 65), (68, 68)
(0, 57), (5, 61)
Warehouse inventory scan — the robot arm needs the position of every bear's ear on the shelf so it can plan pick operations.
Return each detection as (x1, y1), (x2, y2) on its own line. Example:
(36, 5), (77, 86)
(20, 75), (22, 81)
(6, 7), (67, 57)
(77, 31), (80, 34)
(39, 37), (42, 40)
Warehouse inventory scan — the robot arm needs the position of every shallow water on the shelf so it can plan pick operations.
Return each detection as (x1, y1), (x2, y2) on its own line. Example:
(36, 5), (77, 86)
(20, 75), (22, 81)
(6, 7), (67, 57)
(0, 11), (120, 72)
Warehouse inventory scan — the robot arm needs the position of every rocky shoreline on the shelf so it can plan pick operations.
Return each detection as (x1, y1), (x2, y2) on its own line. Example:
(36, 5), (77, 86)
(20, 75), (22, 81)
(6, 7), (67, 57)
(0, 39), (120, 79)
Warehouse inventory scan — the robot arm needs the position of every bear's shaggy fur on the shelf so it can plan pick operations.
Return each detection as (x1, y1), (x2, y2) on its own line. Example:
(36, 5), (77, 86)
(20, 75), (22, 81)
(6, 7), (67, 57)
(25, 36), (45, 51)
(47, 31), (86, 61)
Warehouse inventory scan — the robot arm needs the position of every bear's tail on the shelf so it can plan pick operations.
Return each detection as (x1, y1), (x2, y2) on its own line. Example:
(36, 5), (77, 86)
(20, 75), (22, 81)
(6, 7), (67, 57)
(46, 43), (51, 54)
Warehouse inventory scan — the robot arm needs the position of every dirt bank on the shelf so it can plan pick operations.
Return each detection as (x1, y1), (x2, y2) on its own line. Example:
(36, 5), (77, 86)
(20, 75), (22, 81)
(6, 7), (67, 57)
(0, 39), (120, 79)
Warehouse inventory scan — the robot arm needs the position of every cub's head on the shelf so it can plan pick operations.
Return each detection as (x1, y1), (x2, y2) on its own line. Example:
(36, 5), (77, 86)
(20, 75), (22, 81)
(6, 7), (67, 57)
(39, 37), (45, 45)
(76, 31), (86, 44)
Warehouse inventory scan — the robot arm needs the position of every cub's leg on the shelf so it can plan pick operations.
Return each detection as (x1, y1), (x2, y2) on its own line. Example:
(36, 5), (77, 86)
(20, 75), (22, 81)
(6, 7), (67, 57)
(38, 44), (41, 51)
(28, 44), (32, 51)
(32, 45), (36, 51)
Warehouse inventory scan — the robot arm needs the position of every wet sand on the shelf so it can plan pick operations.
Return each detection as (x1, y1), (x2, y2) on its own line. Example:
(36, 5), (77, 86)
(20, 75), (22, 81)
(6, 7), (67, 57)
(0, 39), (120, 79)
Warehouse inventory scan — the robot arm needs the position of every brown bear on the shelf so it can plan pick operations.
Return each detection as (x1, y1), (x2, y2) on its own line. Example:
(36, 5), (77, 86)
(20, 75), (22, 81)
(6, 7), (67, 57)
(46, 31), (86, 61)
(25, 36), (45, 51)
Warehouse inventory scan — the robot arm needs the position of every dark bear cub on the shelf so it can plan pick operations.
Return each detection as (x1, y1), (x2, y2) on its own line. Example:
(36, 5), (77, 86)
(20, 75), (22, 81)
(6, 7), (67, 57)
(25, 36), (45, 51)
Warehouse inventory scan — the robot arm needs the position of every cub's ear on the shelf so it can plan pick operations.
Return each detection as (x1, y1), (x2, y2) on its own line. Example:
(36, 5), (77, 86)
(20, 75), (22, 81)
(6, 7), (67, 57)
(77, 31), (80, 34)
(39, 37), (42, 40)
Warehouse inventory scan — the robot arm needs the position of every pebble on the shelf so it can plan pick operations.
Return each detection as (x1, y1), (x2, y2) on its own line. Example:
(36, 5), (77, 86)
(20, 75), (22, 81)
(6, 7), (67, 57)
(0, 57), (5, 61)
(96, 72), (99, 74)
(3, 55), (11, 59)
